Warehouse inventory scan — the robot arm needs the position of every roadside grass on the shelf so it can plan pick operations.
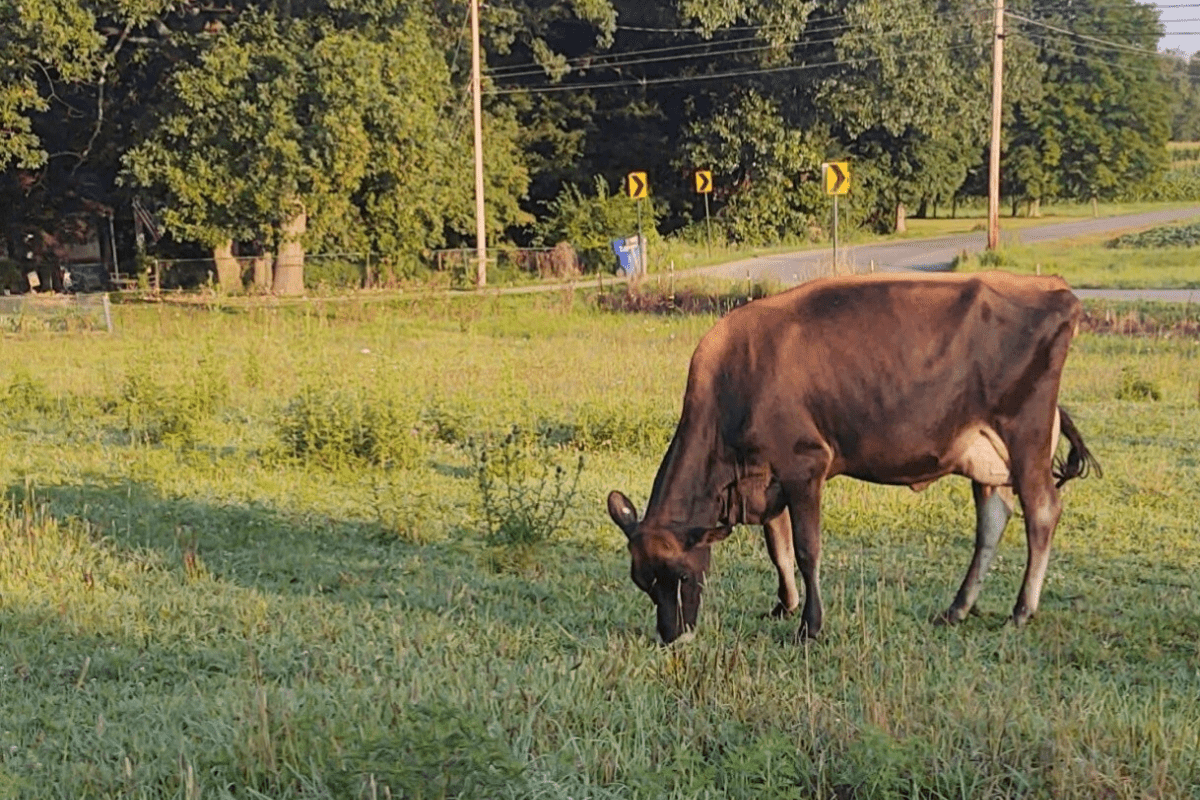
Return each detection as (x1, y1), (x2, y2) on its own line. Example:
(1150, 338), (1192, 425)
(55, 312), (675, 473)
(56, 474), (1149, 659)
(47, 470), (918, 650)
(953, 234), (1200, 289)
(652, 201), (1200, 274)
(2, 296), (1200, 798)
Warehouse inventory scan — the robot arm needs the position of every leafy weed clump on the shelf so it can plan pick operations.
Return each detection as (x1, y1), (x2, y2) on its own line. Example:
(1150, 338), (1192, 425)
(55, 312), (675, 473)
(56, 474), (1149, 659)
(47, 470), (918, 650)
(1, 369), (54, 421)
(553, 403), (675, 456)
(1115, 367), (1162, 402)
(1108, 221), (1200, 249)
(276, 385), (425, 469)
(120, 353), (229, 446)
(471, 425), (583, 571)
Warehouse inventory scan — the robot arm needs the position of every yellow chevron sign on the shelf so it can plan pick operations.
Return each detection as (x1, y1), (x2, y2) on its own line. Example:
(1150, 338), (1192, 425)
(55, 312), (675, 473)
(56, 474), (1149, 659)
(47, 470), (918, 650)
(823, 161), (850, 195)
(694, 170), (713, 194)
(627, 171), (649, 200)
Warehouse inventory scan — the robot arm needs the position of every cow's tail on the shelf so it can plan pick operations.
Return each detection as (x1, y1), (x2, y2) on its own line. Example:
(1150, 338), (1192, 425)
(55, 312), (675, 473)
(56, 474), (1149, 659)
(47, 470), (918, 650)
(1053, 406), (1102, 488)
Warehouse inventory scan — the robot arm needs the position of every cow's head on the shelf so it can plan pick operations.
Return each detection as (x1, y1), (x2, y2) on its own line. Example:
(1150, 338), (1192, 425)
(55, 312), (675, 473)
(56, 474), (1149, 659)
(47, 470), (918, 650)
(607, 490), (725, 644)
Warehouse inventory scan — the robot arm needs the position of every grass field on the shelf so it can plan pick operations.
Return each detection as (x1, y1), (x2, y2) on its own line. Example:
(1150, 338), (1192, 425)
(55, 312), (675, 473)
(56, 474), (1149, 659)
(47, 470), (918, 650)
(2, 291), (1200, 799)
(955, 240), (1200, 290)
(626, 201), (1200, 279)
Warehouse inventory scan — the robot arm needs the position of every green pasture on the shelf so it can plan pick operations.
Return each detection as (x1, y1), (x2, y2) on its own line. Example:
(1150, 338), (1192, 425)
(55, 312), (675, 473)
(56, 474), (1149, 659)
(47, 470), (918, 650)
(948, 216), (1200, 290)
(2, 293), (1200, 799)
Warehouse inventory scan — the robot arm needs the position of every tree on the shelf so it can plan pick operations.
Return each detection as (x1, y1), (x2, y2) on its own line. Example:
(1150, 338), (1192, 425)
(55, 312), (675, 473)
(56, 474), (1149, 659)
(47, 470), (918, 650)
(1004, 0), (1170, 206)
(124, 5), (530, 291)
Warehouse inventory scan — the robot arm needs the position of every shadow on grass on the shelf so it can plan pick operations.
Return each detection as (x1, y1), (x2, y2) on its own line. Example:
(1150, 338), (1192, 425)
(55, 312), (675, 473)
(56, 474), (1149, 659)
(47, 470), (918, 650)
(2, 475), (638, 646)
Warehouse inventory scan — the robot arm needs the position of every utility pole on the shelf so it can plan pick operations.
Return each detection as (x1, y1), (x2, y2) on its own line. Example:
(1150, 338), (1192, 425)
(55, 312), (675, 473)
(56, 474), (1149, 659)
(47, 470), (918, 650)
(987, 0), (1004, 251)
(471, 0), (487, 287)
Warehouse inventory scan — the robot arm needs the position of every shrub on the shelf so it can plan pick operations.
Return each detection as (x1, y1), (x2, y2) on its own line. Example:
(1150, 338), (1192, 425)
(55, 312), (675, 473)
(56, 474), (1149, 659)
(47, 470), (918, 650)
(303, 257), (365, 291)
(1108, 222), (1200, 249)
(555, 404), (675, 456)
(1115, 367), (1162, 402)
(535, 176), (653, 272)
(120, 353), (229, 446)
(276, 385), (425, 469)
(1, 370), (53, 417)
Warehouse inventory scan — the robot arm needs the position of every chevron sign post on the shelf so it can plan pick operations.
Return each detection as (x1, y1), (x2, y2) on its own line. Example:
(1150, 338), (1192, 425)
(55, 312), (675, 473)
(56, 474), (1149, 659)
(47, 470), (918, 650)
(627, 172), (649, 274)
(822, 161), (850, 272)
(695, 170), (714, 256)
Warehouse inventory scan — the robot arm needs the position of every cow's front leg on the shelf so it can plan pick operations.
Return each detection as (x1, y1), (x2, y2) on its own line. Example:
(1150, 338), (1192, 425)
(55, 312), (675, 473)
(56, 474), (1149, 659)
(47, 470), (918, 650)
(762, 510), (799, 618)
(785, 478), (825, 640)
(942, 482), (1014, 624)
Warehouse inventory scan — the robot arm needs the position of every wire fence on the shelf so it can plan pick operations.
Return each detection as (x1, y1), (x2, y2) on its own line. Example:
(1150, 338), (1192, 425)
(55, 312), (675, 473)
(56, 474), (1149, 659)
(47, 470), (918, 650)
(145, 246), (581, 291)
(430, 246), (579, 283)
(0, 293), (113, 333)
(149, 253), (376, 292)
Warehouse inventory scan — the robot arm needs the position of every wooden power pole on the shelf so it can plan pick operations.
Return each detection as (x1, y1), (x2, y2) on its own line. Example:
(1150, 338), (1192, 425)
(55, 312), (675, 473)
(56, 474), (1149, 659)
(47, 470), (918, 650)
(471, 0), (487, 287)
(987, 0), (1004, 251)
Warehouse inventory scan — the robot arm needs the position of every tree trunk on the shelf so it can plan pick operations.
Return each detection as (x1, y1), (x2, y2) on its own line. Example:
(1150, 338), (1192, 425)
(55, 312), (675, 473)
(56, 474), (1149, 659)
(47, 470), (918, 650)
(213, 240), (241, 293)
(894, 202), (907, 234)
(1027, 197), (1041, 218)
(272, 205), (306, 296)
(253, 254), (273, 290)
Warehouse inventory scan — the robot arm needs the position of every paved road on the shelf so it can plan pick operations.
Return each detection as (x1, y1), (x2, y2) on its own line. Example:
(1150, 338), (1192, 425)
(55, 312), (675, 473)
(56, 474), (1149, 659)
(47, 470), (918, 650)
(689, 206), (1200, 290)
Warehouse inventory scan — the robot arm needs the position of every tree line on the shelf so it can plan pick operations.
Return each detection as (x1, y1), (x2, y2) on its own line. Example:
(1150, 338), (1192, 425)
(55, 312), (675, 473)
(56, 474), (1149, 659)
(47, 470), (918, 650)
(1, 0), (1195, 290)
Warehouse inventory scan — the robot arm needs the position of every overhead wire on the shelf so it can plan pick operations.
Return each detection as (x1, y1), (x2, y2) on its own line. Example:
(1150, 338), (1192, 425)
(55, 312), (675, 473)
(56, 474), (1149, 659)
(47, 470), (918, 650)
(486, 20), (864, 78)
(486, 41), (984, 95)
(487, 6), (989, 91)
(483, 1), (1177, 97)
(485, 7), (984, 79)
(1007, 11), (1166, 55)
(1021, 32), (1168, 77)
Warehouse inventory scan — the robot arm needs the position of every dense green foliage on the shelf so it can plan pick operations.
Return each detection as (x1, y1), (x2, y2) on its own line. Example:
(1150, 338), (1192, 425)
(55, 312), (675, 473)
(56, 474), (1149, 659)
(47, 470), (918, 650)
(2, 294), (1200, 797)
(1109, 221), (1200, 249)
(0, 0), (1187, 284)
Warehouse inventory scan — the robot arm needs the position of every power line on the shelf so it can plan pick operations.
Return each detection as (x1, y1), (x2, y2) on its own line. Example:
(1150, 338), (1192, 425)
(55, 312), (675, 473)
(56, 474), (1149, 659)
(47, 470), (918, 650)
(1023, 33), (1167, 77)
(488, 11), (989, 87)
(489, 34), (865, 82)
(486, 41), (982, 96)
(486, 33), (768, 77)
(486, 20), (864, 77)
(1007, 11), (1165, 55)
(486, 8), (986, 79)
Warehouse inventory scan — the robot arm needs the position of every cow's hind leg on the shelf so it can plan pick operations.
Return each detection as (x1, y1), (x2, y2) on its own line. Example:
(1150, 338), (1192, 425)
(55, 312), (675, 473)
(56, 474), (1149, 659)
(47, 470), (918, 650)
(942, 482), (1014, 624)
(762, 511), (800, 618)
(1012, 471), (1062, 626)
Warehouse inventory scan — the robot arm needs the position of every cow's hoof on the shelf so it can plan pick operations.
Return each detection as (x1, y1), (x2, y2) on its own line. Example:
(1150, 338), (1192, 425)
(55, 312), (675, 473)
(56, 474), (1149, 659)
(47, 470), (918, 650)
(765, 602), (798, 619)
(795, 622), (821, 642)
(933, 607), (967, 626)
(1011, 609), (1034, 627)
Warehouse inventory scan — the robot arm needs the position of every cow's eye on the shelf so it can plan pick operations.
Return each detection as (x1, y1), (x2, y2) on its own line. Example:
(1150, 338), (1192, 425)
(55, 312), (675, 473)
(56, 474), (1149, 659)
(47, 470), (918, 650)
(678, 572), (690, 583)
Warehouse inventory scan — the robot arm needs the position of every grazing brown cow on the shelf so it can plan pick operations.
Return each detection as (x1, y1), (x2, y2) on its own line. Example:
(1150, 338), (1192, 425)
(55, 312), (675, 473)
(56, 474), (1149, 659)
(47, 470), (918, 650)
(607, 271), (1099, 644)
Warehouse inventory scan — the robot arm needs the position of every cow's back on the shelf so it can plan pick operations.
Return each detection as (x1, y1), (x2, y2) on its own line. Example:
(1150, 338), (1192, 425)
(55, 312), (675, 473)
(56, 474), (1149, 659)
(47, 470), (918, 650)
(685, 271), (1080, 483)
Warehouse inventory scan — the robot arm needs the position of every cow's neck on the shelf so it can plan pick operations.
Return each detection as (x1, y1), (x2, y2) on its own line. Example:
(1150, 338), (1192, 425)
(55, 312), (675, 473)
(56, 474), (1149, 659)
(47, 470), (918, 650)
(642, 411), (734, 535)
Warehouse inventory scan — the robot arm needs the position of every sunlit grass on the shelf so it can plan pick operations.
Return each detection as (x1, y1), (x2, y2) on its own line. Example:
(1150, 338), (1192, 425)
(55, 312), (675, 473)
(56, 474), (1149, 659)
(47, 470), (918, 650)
(2, 295), (1199, 797)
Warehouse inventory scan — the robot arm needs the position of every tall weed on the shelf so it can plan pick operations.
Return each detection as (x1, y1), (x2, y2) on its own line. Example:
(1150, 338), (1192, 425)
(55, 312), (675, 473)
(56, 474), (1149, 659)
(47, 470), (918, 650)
(119, 352), (229, 445)
(276, 384), (425, 469)
(471, 426), (584, 568)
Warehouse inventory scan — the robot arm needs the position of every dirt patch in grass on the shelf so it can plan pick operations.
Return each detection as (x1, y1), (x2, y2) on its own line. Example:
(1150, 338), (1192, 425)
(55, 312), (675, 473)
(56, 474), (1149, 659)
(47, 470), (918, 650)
(594, 284), (771, 316)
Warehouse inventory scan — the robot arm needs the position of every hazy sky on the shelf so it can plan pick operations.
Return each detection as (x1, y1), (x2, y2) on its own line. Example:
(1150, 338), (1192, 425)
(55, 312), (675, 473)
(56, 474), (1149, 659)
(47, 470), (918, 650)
(1149, 2), (1200, 57)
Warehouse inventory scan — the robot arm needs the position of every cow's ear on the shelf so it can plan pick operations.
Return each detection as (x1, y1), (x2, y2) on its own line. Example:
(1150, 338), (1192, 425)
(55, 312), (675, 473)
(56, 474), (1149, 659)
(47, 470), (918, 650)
(685, 526), (733, 549)
(607, 491), (639, 539)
